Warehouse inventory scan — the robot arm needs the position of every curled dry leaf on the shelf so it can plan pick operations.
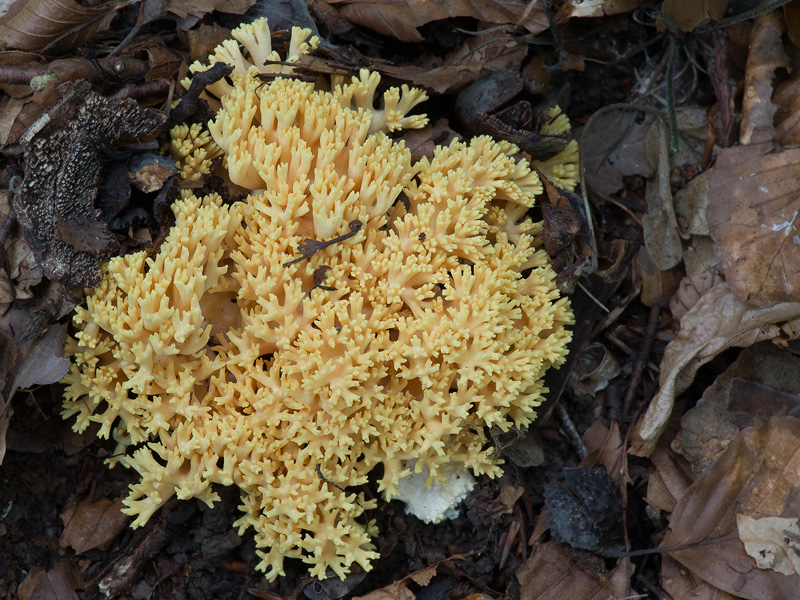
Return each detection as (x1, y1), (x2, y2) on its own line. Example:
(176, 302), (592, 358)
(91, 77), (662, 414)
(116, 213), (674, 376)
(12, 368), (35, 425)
(324, 0), (547, 43)
(740, 11), (788, 145)
(631, 277), (800, 456)
(0, 0), (124, 54)
(737, 515), (800, 577)
(665, 417), (800, 599)
(708, 141), (800, 307)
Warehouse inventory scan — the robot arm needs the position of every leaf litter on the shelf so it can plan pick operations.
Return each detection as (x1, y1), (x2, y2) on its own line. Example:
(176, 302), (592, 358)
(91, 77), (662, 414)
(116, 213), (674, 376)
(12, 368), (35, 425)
(6, 1), (800, 599)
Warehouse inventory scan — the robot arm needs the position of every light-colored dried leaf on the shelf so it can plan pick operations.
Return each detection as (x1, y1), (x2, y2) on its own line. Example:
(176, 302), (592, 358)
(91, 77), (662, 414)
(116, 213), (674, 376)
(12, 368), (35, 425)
(708, 141), (800, 307)
(665, 417), (800, 598)
(325, 0), (547, 43)
(631, 279), (800, 456)
(60, 498), (129, 554)
(738, 514), (800, 576)
(740, 11), (788, 145)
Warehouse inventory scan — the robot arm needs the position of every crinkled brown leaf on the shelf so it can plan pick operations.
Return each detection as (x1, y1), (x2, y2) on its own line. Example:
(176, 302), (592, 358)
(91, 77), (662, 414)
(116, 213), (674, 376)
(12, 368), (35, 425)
(631, 277), (800, 456)
(60, 498), (130, 554)
(708, 142), (800, 306)
(665, 417), (800, 598)
(740, 11), (788, 145)
(325, 0), (547, 43)
(0, 0), (124, 53)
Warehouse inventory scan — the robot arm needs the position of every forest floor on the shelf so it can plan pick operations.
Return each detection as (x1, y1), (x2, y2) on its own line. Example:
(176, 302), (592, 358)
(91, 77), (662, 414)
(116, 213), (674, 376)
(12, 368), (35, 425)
(3, 0), (800, 599)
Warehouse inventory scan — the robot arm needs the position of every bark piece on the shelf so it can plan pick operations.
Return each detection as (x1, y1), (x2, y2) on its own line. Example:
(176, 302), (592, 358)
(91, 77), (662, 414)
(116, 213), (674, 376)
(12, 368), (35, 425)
(12, 80), (165, 288)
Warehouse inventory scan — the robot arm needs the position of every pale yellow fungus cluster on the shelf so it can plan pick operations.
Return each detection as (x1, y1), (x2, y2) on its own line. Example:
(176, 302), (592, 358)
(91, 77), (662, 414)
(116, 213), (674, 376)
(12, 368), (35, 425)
(63, 18), (575, 582)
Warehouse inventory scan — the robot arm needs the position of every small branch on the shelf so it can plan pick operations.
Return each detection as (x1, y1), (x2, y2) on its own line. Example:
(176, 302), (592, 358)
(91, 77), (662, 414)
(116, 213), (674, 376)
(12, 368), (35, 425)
(623, 294), (669, 416)
(167, 62), (233, 127)
(283, 220), (362, 267)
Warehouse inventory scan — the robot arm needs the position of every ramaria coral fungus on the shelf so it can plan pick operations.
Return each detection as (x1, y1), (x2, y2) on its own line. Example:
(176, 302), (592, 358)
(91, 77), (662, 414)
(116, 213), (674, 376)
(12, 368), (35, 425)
(62, 18), (575, 581)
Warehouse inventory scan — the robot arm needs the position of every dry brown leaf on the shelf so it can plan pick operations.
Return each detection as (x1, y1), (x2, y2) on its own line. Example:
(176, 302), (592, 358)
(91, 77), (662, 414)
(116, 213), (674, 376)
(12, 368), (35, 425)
(0, 411), (9, 465)
(60, 498), (130, 554)
(0, 0), (123, 53)
(353, 559), (456, 600)
(737, 515), (800, 577)
(325, 0), (547, 43)
(582, 108), (655, 196)
(407, 565), (437, 587)
(353, 580), (415, 600)
(297, 31), (523, 95)
(166, 0), (252, 21)
(645, 445), (694, 513)
(740, 11), (788, 145)
(707, 142), (800, 307)
(668, 268), (723, 322)
(565, 0), (646, 18)
(665, 417), (800, 598)
(8, 323), (70, 398)
(674, 343), (800, 475)
(18, 562), (80, 600)
(517, 542), (635, 600)
(631, 278), (800, 456)
(643, 117), (683, 270)
(661, 555), (740, 600)
(658, 0), (728, 31)
(581, 421), (623, 485)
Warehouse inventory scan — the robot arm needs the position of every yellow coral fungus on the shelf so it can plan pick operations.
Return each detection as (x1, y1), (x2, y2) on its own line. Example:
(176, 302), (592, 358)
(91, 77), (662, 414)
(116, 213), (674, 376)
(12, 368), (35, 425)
(63, 18), (573, 582)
